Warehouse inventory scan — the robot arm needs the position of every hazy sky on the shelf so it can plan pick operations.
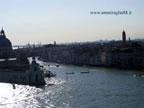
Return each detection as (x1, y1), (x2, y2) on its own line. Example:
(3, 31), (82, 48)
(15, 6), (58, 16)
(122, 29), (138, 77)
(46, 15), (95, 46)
(0, 0), (144, 45)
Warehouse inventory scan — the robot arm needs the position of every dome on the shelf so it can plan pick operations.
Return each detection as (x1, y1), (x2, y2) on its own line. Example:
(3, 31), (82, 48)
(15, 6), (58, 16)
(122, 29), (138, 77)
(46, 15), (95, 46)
(0, 36), (12, 48)
(0, 28), (12, 48)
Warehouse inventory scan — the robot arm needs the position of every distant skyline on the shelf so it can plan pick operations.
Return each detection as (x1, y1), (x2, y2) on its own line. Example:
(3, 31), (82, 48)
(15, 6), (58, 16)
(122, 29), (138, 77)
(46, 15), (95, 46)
(0, 0), (144, 45)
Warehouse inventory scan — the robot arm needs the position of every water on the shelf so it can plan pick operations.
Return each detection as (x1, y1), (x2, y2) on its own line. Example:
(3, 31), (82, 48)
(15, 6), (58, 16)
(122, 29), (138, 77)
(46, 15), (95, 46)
(0, 60), (144, 108)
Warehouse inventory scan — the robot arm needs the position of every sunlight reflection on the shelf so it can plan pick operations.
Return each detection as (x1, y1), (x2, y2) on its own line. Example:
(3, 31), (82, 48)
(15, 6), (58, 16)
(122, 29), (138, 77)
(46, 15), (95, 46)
(0, 83), (15, 105)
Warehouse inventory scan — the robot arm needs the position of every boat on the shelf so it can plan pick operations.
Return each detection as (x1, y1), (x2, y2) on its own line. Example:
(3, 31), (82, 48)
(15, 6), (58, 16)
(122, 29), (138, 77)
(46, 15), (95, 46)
(66, 72), (75, 74)
(134, 72), (144, 77)
(47, 84), (54, 86)
(80, 71), (90, 74)
(56, 64), (59, 67)
(44, 70), (56, 78)
(40, 65), (44, 68)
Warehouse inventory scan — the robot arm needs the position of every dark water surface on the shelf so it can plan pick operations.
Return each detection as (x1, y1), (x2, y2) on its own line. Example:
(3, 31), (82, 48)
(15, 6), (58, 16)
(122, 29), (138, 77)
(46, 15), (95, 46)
(0, 60), (144, 108)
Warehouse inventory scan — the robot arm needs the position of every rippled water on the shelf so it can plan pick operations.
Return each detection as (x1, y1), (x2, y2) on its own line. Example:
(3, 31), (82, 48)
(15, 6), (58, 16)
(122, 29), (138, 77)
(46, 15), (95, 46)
(0, 60), (144, 108)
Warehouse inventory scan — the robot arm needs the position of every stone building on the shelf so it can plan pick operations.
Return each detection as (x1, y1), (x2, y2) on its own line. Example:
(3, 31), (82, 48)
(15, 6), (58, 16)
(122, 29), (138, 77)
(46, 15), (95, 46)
(0, 57), (45, 85)
(0, 29), (45, 86)
(40, 31), (144, 69)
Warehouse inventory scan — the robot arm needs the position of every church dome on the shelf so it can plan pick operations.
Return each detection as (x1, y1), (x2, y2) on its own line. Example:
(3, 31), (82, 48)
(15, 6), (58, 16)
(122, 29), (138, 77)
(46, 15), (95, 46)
(0, 28), (12, 48)
(0, 37), (12, 47)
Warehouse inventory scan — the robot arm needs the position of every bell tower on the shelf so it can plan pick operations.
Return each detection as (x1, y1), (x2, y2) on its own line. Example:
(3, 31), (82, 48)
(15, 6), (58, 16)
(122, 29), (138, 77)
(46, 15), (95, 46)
(122, 30), (126, 45)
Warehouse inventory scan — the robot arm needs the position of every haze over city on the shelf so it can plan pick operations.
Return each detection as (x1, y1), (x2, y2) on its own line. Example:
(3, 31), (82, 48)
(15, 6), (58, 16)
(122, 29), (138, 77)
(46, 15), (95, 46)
(0, 1), (144, 108)
(0, 0), (144, 45)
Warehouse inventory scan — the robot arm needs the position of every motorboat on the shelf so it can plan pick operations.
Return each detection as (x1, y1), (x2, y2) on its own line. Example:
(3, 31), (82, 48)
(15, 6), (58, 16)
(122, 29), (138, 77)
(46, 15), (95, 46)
(44, 70), (56, 78)
(80, 71), (90, 74)
(56, 64), (59, 67)
(66, 72), (75, 74)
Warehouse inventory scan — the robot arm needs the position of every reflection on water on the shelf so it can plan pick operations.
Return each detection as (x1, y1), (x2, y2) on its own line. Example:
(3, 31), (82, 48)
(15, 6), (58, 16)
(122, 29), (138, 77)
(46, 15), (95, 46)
(0, 59), (144, 108)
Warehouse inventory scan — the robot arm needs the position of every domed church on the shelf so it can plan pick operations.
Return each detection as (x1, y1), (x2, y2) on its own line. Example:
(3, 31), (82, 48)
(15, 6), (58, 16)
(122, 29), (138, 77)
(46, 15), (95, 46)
(0, 29), (45, 86)
(0, 28), (13, 58)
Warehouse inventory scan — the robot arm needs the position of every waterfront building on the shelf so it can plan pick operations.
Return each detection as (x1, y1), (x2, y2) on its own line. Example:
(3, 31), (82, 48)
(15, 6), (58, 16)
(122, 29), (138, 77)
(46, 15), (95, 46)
(0, 29), (45, 85)
(40, 31), (144, 70)
(26, 57), (45, 85)
(0, 57), (45, 85)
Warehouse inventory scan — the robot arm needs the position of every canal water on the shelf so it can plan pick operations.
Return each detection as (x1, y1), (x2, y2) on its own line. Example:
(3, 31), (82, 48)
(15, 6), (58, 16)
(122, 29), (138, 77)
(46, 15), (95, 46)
(0, 59), (144, 108)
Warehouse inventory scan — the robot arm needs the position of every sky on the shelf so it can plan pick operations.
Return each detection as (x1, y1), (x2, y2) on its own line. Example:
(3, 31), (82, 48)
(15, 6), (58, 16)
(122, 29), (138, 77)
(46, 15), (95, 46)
(0, 0), (144, 45)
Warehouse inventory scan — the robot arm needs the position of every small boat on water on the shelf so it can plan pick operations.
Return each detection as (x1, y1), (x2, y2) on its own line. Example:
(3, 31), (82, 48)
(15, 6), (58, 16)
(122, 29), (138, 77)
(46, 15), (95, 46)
(56, 64), (59, 67)
(66, 72), (75, 74)
(44, 70), (56, 78)
(47, 84), (54, 86)
(80, 71), (90, 74)
(134, 72), (144, 77)
(40, 65), (44, 68)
